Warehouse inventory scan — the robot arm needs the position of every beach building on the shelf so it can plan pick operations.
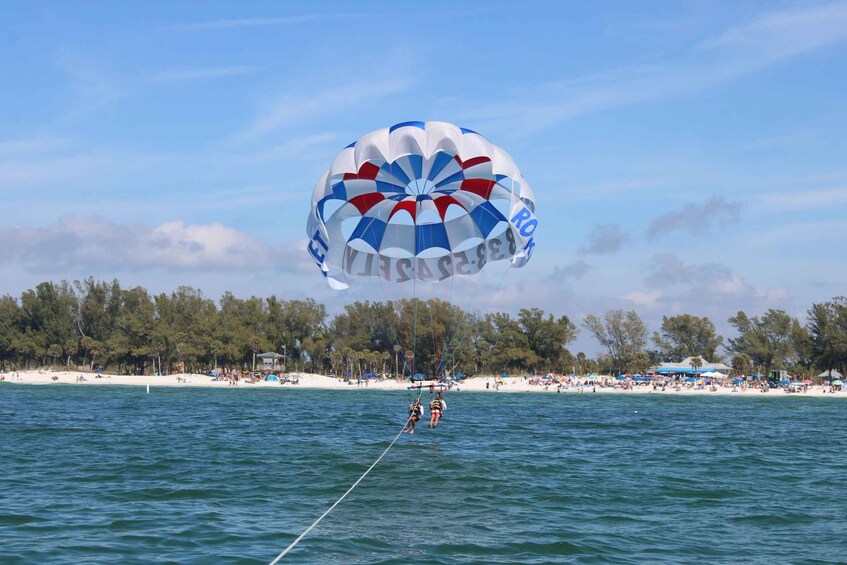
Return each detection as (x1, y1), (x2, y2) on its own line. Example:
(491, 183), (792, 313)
(655, 357), (732, 376)
(257, 352), (285, 372)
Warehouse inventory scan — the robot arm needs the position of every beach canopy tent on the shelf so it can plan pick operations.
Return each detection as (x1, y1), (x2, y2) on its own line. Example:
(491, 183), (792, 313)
(265, 374), (279, 382)
(656, 357), (731, 375)
(363, 372), (376, 378)
(700, 371), (724, 378)
(656, 367), (702, 375)
(818, 370), (843, 379)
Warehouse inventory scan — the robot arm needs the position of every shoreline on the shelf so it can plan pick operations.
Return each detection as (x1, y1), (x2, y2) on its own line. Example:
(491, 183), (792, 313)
(2, 370), (845, 399)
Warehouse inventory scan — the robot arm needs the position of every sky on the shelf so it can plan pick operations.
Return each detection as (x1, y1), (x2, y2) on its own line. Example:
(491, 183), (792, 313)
(2, 1), (846, 355)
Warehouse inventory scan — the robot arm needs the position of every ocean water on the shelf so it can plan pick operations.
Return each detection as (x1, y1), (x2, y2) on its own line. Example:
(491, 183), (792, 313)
(2, 385), (846, 564)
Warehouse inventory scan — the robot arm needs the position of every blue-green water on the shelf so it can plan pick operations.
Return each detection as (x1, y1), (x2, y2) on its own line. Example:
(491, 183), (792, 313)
(2, 385), (846, 564)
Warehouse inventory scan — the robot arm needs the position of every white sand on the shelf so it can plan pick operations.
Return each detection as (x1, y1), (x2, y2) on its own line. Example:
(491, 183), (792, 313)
(2, 369), (844, 398)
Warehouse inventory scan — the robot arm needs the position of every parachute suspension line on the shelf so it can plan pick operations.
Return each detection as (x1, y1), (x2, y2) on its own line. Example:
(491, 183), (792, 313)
(411, 276), (419, 377)
(432, 266), (456, 378)
(442, 260), (514, 370)
(430, 297), (439, 377)
(441, 271), (468, 377)
(268, 402), (420, 564)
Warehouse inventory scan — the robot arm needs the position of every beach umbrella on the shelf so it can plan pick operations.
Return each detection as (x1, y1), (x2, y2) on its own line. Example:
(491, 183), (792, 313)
(803, 379), (813, 384)
(832, 380), (843, 386)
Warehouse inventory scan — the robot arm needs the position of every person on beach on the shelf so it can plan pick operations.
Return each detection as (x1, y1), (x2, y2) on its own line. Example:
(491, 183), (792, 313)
(405, 398), (424, 433)
(429, 392), (446, 428)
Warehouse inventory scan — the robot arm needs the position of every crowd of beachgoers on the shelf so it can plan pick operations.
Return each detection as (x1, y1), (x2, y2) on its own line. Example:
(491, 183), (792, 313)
(2, 369), (845, 398)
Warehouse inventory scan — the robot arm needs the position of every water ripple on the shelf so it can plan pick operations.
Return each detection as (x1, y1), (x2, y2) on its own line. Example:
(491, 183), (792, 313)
(2, 386), (846, 563)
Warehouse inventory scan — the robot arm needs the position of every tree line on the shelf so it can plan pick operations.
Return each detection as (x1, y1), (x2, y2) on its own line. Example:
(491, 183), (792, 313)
(1, 278), (845, 379)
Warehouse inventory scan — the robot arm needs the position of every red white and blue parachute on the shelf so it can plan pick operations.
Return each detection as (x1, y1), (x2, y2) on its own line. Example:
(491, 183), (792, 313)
(307, 121), (537, 290)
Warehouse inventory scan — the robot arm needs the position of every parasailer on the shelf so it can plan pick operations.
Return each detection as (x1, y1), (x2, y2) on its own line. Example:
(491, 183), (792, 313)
(306, 120), (537, 428)
(404, 397), (424, 434)
(429, 391), (446, 429)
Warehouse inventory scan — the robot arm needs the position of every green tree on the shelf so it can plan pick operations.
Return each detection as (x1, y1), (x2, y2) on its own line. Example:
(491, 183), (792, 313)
(583, 310), (648, 373)
(518, 308), (578, 371)
(0, 295), (22, 369)
(731, 353), (752, 375)
(728, 309), (798, 376)
(807, 298), (847, 376)
(653, 314), (723, 362)
(18, 282), (78, 366)
(486, 312), (539, 373)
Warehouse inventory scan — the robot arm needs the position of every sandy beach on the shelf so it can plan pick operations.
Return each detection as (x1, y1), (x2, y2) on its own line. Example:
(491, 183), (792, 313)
(3, 369), (844, 398)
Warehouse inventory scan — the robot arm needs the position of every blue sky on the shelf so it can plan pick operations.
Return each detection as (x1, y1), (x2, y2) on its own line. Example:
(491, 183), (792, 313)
(2, 1), (846, 355)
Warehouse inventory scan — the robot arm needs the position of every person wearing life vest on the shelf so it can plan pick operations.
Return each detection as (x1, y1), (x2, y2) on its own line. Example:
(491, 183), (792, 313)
(429, 392), (446, 428)
(404, 397), (424, 434)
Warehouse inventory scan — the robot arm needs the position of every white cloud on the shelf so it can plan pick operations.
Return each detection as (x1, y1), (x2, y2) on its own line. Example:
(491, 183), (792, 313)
(0, 216), (311, 274)
(252, 132), (344, 160)
(0, 152), (113, 186)
(621, 290), (663, 307)
(748, 219), (847, 247)
(146, 66), (261, 83)
(646, 196), (742, 238)
(238, 78), (413, 139)
(0, 137), (70, 155)
(759, 187), (847, 211)
(457, 3), (847, 135)
(643, 252), (789, 307)
(698, 3), (847, 57)
(165, 15), (323, 32)
(581, 224), (628, 255)
(57, 52), (129, 120)
(547, 260), (591, 281)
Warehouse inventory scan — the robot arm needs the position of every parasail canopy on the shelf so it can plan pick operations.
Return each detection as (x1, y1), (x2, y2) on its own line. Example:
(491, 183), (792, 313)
(306, 121), (538, 290)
